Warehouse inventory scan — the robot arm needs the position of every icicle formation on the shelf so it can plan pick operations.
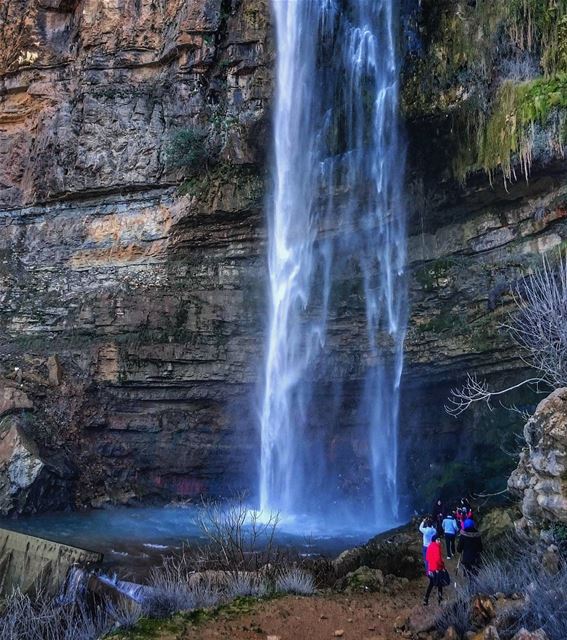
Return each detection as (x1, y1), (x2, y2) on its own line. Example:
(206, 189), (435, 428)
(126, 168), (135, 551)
(260, 0), (407, 527)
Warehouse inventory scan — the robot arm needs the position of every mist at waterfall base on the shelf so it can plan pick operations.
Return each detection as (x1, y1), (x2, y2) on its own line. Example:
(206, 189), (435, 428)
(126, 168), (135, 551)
(0, 506), (372, 579)
(259, 0), (407, 529)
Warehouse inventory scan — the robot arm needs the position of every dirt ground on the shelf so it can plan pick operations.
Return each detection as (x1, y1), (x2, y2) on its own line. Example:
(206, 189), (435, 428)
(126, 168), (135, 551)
(119, 542), (461, 640)
(187, 580), (442, 640)
(184, 554), (461, 640)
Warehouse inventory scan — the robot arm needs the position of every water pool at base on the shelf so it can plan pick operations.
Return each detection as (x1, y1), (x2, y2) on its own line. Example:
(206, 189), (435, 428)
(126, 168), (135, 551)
(0, 506), (395, 580)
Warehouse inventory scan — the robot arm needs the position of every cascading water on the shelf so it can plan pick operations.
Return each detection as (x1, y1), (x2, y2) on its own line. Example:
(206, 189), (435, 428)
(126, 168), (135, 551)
(260, 0), (406, 527)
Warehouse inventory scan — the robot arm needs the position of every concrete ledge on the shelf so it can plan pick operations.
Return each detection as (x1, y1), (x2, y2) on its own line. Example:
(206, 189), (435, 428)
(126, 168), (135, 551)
(0, 527), (103, 595)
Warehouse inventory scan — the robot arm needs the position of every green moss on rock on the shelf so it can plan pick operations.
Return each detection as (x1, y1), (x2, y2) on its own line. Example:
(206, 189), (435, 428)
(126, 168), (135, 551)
(414, 258), (455, 292)
(111, 597), (265, 640)
(403, 0), (567, 182)
(474, 74), (567, 182)
(508, 0), (567, 76)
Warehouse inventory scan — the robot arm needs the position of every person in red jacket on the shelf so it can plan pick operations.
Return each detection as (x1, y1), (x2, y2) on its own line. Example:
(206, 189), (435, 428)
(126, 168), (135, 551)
(424, 534), (446, 606)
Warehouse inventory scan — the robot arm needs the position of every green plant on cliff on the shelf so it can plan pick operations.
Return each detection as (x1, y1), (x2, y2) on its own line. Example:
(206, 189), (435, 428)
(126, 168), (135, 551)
(415, 258), (455, 292)
(477, 74), (567, 182)
(508, 0), (567, 77)
(166, 127), (218, 175)
(423, 0), (567, 182)
(179, 162), (263, 205)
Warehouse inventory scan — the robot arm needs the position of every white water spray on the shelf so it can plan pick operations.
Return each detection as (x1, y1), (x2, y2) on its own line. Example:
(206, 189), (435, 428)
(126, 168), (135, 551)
(260, 0), (407, 527)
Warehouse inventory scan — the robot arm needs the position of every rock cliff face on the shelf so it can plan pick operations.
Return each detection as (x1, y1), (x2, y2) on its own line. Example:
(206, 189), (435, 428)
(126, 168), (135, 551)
(0, 0), (565, 513)
(0, 0), (271, 511)
(509, 388), (567, 532)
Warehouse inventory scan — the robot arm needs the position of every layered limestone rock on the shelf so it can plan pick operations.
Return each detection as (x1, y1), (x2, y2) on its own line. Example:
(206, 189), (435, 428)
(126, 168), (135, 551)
(509, 388), (567, 530)
(0, 0), (565, 510)
(0, 0), (270, 507)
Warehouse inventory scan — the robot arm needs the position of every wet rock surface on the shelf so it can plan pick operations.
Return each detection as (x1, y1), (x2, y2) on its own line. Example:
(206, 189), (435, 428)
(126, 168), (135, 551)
(0, 415), (74, 515)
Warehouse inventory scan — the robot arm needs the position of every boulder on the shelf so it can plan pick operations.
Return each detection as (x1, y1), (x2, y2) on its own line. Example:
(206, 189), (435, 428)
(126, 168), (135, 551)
(0, 386), (33, 415)
(332, 546), (363, 577)
(406, 605), (439, 634)
(493, 597), (526, 631)
(509, 388), (567, 529)
(0, 416), (74, 515)
(331, 525), (423, 584)
(47, 355), (63, 386)
(360, 529), (423, 579)
(478, 509), (515, 544)
(471, 595), (496, 628)
(336, 565), (384, 593)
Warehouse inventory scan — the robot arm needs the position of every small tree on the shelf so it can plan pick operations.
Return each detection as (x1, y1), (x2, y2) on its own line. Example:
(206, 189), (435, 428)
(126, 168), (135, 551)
(446, 252), (567, 416)
(165, 126), (217, 174)
(191, 496), (282, 577)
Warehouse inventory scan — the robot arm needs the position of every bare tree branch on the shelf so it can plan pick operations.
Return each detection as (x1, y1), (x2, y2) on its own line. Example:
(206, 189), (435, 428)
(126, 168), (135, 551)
(446, 251), (567, 417)
(504, 252), (567, 388)
(497, 400), (533, 422)
(445, 374), (544, 417)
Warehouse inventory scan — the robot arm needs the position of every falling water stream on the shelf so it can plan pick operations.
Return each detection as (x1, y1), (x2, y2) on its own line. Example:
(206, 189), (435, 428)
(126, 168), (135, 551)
(260, 0), (407, 526)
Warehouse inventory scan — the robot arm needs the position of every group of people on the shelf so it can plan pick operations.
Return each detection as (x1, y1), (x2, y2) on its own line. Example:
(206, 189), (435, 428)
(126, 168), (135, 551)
(419, 497), (483, 606)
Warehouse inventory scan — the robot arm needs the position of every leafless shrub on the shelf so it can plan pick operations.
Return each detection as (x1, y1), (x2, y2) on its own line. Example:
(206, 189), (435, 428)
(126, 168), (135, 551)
(439, 543), (567, 640)
(187, 496), (287, 579)
(445, 374), (543, 417)
(436, 591), (473, 637)
(505, 254), (567, 388)
(142, 569), (198, 618)
(188, 574), (225, 609)
(225, 573), (270, 599)
(0, 590), (110, 640)
(106, 598), (143, 630)
(138, 496), (315, 621)
(275, 567), (315, 595)
(446, 252), (567, 417)
(473, 559), (519, 599)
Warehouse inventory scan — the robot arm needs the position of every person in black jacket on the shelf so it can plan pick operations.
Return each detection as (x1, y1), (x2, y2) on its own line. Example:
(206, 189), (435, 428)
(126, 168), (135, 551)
(457, 518), (483, 576)
(432, 498), (444, 536)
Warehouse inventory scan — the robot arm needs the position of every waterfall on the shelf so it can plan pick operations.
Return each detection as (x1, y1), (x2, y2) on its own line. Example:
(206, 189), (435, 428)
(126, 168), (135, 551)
(260, 0), (406, 527)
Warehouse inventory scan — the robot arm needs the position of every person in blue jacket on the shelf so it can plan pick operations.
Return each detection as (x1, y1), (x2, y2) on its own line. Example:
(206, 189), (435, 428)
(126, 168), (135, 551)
(442, 511), (459, 559)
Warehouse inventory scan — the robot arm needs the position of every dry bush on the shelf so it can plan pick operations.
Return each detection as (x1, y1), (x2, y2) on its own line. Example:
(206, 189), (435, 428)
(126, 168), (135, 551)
(141, 497), (316, 619)
(190, 497), (284, 577)
(275, 567), (315, 595)
(505, 254), (567, 389)
(438, 539), (567, 640)
(106, 598), (143, 630)
(224, 573), (270, 599)
(142, 568), (198, 618)
(0, 590), (110, 640)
